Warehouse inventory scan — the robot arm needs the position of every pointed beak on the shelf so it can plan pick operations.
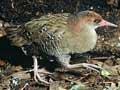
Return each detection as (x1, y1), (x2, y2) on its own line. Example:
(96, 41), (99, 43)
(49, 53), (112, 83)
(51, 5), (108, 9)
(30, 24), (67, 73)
(99, 19), (117, 27)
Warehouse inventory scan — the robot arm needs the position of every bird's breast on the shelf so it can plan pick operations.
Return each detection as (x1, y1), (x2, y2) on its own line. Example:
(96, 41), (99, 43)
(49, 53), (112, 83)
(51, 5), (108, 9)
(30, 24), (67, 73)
(42, 28), (98, 56)
(63, 29), (97, 54)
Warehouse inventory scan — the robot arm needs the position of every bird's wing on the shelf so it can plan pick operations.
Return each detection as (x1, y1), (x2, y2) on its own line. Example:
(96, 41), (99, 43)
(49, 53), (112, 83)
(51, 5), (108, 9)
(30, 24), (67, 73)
(22, 13), (71, 56)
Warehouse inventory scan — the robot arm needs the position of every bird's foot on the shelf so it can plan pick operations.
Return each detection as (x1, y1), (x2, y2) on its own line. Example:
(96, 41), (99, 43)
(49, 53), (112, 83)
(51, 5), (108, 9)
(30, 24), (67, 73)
(55, 63), (103, 73)
(28, 68), (52, 84)
(66, 63), (103, 72)
(33, 68), (51, 84)
(28, 56), (52, 84)
(57, 55), (103, 72)
(82, 63), (103, 72)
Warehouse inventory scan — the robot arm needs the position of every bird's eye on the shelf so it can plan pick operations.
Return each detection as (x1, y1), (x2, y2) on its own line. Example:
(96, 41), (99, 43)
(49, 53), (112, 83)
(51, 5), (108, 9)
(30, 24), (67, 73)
(94, 19), (101, 23)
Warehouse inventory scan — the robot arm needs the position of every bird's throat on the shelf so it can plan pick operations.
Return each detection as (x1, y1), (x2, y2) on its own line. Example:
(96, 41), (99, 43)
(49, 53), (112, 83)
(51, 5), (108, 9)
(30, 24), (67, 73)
(68, 27), (97, 53)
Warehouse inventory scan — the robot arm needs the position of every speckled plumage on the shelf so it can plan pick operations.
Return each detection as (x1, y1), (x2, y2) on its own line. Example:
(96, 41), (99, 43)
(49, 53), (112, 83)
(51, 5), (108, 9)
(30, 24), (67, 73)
(6, 11), (101, 57)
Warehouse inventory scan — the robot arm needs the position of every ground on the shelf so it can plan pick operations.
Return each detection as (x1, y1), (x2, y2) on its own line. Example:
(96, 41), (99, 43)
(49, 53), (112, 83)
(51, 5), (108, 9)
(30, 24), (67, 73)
(0, 0), (120, 90)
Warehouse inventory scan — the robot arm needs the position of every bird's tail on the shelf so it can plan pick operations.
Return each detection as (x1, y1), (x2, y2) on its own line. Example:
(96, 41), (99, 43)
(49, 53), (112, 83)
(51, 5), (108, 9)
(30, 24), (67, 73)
(0, 20), (8, 37)
(0, 20), (18, 37)
(0, 20), (28, 47)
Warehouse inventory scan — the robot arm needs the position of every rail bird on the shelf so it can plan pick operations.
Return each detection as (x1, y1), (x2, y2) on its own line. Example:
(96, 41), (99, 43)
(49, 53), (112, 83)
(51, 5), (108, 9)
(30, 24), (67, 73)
(4, 10), (117, 83)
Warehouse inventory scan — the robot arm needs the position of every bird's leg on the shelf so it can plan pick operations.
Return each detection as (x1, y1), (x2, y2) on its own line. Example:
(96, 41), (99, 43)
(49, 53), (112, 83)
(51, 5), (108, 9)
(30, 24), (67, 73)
(57, 55), (103, 72)
(21, 48), (51, 84)
(31, 56), (50, 84)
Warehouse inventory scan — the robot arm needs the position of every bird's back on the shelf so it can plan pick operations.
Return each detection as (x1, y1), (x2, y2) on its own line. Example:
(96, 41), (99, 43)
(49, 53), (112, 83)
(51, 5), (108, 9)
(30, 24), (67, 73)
(6, 13), (73, 56)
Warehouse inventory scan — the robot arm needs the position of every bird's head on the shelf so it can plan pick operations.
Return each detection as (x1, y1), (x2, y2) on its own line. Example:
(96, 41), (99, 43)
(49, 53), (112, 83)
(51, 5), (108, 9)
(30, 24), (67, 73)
(68, 10), (117, 32)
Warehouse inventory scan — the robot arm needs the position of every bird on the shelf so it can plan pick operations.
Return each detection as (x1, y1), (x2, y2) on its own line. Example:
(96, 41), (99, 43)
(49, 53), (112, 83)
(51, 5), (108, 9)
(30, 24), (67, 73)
(3, 10), (117, 84)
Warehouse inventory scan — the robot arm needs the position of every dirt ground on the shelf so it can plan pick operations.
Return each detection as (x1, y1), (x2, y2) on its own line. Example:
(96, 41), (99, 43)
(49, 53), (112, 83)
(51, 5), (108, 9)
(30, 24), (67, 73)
(0, 0), (120, 90)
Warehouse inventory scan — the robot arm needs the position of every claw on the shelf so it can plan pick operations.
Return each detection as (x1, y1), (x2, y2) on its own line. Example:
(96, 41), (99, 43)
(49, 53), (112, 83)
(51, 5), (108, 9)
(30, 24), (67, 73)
(27, 56), (51, 84)
(82, 63), (103, 72)
(34, 71), (50, 84)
